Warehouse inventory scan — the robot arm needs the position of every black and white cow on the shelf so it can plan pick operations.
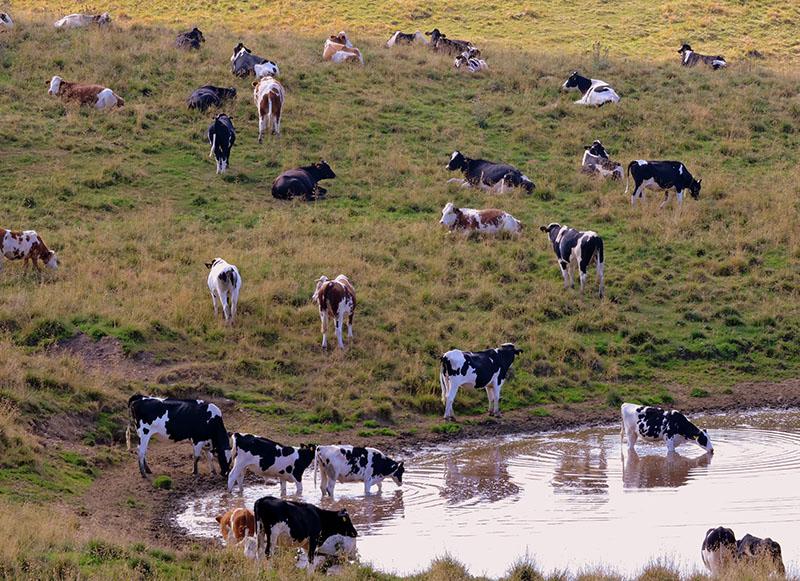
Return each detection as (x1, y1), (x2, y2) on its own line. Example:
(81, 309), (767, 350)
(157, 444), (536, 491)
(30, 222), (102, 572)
(454, 48), (488, 72)
(253, 496), (358, 568)
(440, 343), (522, 421)
(562, 71), (620, 106)
(272, 161), (336, 200)
(446, 151), (534, 193)
(621, 403), (713, 454)
(425, 28), (472, 55)
(0, 12), (14, 30)
(385, 30), (428, 47)
(227, 433), (315, 494)
(702, 527), (737, 575)
(315, 445), (404, 497)
(176, 27), (205, 49)
(540, 223), (605, 297)
(126, 395), (231, 477)
(207, 114), (235, 174)
(736, 534), (785, 575)
(625, 160), (701, 207)
(187, 85), (237, 112)
(678, 44), (727, 70)
(231, 43), (269, 77)
(581, 140), (623, 180)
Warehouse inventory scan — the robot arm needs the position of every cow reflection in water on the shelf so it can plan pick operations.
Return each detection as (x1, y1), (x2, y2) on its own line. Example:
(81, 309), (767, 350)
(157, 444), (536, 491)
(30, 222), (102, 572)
(319, 489), (404, 534)
(441, 449), (519, 504)
(551, 436), (608, 494)
(623, 449), (712, 489)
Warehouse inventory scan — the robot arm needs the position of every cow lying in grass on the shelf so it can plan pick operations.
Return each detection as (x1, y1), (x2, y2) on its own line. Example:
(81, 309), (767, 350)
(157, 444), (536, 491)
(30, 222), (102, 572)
(1, 228), (58, 271)
(54, 12), (110, 28)
(581, 140), (623, 180)
(47, 76), (124, 110)
(678, 44), (727, 70)
(446, 151), (533, 193)
(217, 508), (255, 543)
(176, 27), (204, 49)
(440, 203), (522, 235)
(385, 30), (428, 47)
(0, 12), (14, 30)
(562, 71), (620, 106)
(454, 48), (488, 72)
(323, 32), (364, 64)
(701, 527), (784, 576)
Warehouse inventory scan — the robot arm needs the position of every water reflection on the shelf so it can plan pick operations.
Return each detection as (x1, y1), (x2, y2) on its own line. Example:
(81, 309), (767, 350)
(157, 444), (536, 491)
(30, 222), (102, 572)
(319, 490), (405, 534)
(551, 434), (609, 495)
(623, 449), (712, 489)
(441, 448), (520, 505)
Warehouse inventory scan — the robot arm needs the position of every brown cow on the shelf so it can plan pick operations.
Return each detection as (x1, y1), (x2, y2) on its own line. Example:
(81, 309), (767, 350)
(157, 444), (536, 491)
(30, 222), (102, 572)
(252, 76), (284, 142)
(47, 76), (124, 109)
(311, 274), (356, 349)
(323, 31), (364, 64)
(216, 508), (255, 543)
(1, 228), (58, 271)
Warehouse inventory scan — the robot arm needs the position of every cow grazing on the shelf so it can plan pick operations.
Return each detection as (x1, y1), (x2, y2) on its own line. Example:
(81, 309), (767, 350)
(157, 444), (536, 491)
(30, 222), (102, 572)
(253, 61), (280, 78)
(253, 76), (284, 142)
(679, 44), (727, 70)
(621, 403), (713, 454)
(625, 160), (701, 207)
(440, 343), (522, 420)
(701, 527), (737, 575)
(562, 71), (620, 106)
(0, 12), (14, 30)
(439, 203), (522, 235)
(323, 32), (364, 64)
(0, 228), (58, 272)
(207, 114), (235, 174)
(311, 274), (355, 350)
(227, 433), (315, 495)
(385, 30), (428, 47)
(47, 76), (123, 110)
(54, 12), (110, 29)
(446, 151), (534, 193)
(454, 48), (488, 72)
(216, 508), (255, 543)
(315, 445), (404, 497)
(253, 496), (358, 568)
(540, 223), (605, 297)
(205, 257), (241, 323)
(230, 43), (268, 77)
(272, 161), (336, 201)
(736, 534), (785, 575)
(125, 395), (231, 477)
(176, 27), (205, 49)
(425, 28), (472, 55)
(187, 85), (236, 112)
(581, 140), (623, 180)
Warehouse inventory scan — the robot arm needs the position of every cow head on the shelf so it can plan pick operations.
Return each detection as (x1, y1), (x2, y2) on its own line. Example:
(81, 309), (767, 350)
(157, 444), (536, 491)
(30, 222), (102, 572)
(425, 28), (443, 42)
(232, 43), (250, 59)
(584, 140), (609, 159)
(97, 12), (111, 25)
(312, 275), (330, 303)
(312, 160), (336, 180)
(689, 178), (701, 199)
(562, 71), (590, 93)
(205, 258), (222, 270)
(440, 202), (459, 228)
(500, 342), (523, 355)
(446, 151), (467, 171)
(220, 87), (237, 100)
(696, 429), (713, 453)
(539, 222), (561, 241)
(335, 509), (358, 538)
(43, 250), (58, 270)
(47, 75), (63, 96)
(191, 27), (205, 42)
(391, 461), (405, 486)
(678, 43), (693, 55)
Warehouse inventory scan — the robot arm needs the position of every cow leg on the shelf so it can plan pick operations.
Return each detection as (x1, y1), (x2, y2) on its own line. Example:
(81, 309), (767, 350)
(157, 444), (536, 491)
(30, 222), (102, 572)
(626, 428), (638, 451)
(484, 385), (495, 416)
(205, 448), (216, 475)
(279, 479), (287, 495)
(294, 478), (303, 495)
(307, 538), (318, 571)
(494, 380), (503, 416)
(210, 291), (219, 317)
(226, 459), (245, 492)
(676, 190), (684, 206)
(320, 311), (328, 349)
(443, 379), (462, 421)
(630, 182), (642, 206)
(659, 190), (671, 209)
(258, 114), (265, 144)
(568, 261), (576, 289)
(230, 286), (240, 322)
(335, 310), (345, 349)
(558, 260), (570, 289)
(597, 260), (605, 298)
(347, 311), (354, 341)
(364, 477), (372, 495)
(191, 441), (206, 475)
(272, 114), (280, 136)
(137, 429), (153, 477)
(666, 437), (676, 454)
(219, 290), (230, 321)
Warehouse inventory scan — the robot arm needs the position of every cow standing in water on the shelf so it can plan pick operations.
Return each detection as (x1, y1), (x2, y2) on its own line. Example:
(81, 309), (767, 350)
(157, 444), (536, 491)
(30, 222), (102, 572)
(621, 403), (713, 454)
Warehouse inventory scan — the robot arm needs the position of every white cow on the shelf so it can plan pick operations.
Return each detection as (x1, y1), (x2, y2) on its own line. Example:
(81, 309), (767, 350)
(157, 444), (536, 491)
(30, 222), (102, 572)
(0, 12), (14, 30)
(253, 61), (280, 78)
(562, 71), (620, 106)
(54, 12), (111, 29)
(205, 257), (241, 323)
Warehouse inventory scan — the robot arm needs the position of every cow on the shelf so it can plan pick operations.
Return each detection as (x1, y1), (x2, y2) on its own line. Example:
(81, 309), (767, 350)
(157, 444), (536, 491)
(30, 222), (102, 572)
(205, 257), (241, 323)
(230, 43), (268, 77)
(311, 274), (355, 350)
(125, 395), (231, 477)
(253, 76), (284, 142)
(621, 403), (713, 454)
(216, 508), (255, 543)
(454, 48), (488, 72)
(446, 151), (534, 193)
(47, 76), (123, 110)
(562, 71), (620, 106)
(385, 30), (429, 47)
(1, 229), (58, 272)
(176, 27), (205, 49)
(54, 12), (110, 29)
(581, 140), (623, 180)
(323, 32), (364, 64)
(701, 527), (737, 575)
(678, 44), (727, 70)
(207, 114), (235, 174)
(0, 12), (13, 30)
(315, 445), (404, 497)
(254, 61), (280, 78)
(440, 343), (523, 420)
(186, 85), (237, 112)
(736, 534), (785, 575)
(539, 223), (605, 297)
(227, 433), (315, 495)
(425, 28), (472, 55)
(625, 160), (701, 207)
(253, 496), (358, 568)
(439, 203), (522, 235)
(271, 161), (336, 201)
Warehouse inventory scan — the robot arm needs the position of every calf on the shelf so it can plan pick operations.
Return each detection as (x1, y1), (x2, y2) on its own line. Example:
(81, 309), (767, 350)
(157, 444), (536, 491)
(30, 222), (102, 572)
(207, 114), (236, 174)
(54, 12), (110, 28)
(0, 12), (13, 30)
(230, 43), (268, 77)
(621, 403), (713, 454)
(323, 32), (364, 64)
(254, 61), (280, 78)
(440, 203), (522, 235)
(176, 27), (205, 49)
(678, 44), (727, 70)
(47, 76), (124, 110)
(385, 30), (428, 47)
(1, 229), (58, 271)
(311, 274), (355, 350)
(315, 445), (404, 497)
(205, 257), (241, 323)
(125, 395), (231, 477)
(425, 28), (472, 55)
(562, 71), (620, 106)
(253, 496), (357, 568)
(440, 343), (522, 420)
(227, 433), (315, 494)
(454, 48), (488, 72)
(272, 161), (336, 200)
(701, 527), (737, 575)
(736, 534), (785, 575)
(581, 140), (623, 180)
(625, 160), (701, 207)
(187, 85), (236, 112)
(540, 222), (605, 297)
(446, 151), (534, 193)
(253, 76), (284, 142)
(216, 508), (255, 543)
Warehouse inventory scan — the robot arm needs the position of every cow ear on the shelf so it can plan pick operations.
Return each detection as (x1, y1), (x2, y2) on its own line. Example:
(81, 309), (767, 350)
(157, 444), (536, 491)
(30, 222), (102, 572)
(399, 461), (404, 467)
(698, 179), (702, 184)
(204, 262), (213, 269)
(539, 225), (548, 232)
(251, 81), (258, 87)
(215, 515), (222, 523)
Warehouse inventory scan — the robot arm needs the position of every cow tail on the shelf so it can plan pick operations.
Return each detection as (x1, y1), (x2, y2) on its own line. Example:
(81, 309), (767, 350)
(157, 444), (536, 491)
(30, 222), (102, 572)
(209, 132), (216, 157)
(624, 162), (632, 195)
(596, 237), (604, 265)
(126, 395), (141, 451)
(116, 94), (125, 107)
(439, 356), (448, 404)
(313, 448), (318, 485)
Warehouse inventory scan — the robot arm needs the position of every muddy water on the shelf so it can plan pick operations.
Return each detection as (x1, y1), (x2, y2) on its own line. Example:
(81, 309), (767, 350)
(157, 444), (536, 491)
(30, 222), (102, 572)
(174, 409), (800, 577)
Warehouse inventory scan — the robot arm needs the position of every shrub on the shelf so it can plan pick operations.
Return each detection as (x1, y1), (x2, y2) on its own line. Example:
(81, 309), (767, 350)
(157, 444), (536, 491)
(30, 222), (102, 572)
(152, 475), (172, 490)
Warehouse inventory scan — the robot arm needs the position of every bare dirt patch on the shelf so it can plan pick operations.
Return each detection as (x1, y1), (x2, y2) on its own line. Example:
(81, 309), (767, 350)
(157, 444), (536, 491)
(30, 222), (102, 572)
(54, 333), (161, 381)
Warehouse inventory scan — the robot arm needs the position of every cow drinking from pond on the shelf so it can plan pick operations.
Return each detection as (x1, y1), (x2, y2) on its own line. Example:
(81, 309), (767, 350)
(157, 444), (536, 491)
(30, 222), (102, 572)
(625, 160), (701, 207)
(315, 445), (404, 497)
(227, 433), (315, 495)
(540, 223), (605, 298)
(621, 403), (713, 454)
(311, 274), (355, 350)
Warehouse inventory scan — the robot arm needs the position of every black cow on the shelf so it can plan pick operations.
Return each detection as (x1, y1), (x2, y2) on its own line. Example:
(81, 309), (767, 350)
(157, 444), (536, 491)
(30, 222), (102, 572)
(540, 222), (605, 297)
(227, 433), (315, 494)
(621, 403), (713, 454)
(737, 534), (785, 574)
(207, 114), (235, 174)
(678, 44), (727, 70)
(231, 43), (268, 77)
(271, 161), (336, 201)
(702, 527), (737, 575)
(125, 395), (231, 477)
(625, 160), (701, 207)
(446, 151), (534, 193)
(187, 85), (237, 112)
(425, 28), (472, 55)
(176, 27), (205, 49)
(440, 343), (522, 420)
(253, 496), (358, 567)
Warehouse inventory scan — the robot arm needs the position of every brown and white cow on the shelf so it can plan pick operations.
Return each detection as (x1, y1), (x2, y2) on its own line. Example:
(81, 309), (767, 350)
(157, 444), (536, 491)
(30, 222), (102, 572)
(323, 32), (364, 64)
(1, 228), (58, 271)
(252, 76), (284, 142)
(311, 274), (355, 350)
(216, 508), (256, 543)
(47, 76), (124, 110)
(439, 202), (522, 235)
